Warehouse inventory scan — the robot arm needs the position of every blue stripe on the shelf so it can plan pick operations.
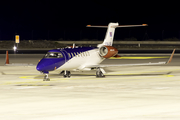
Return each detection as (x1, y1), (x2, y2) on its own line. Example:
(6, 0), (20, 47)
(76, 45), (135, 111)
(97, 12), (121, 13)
(48, 47), (96, 61)
(37, 47), (96, 73)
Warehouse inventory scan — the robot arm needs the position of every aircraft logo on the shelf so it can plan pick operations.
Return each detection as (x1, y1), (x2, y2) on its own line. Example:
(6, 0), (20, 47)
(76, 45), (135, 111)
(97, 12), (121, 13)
(110, 32), (112, 37)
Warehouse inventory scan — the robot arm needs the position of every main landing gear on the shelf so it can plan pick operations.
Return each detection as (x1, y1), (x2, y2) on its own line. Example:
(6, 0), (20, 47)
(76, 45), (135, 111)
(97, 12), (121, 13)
(96, 68), (105, 78)
(60, 70), (71, 78)
(42, 71), (50, 81)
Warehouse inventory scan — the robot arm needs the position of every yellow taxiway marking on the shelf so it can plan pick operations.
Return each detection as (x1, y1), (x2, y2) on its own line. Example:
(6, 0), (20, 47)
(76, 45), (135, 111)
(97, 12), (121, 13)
(19, 76), (34, 79)
(109, 56), (169, 59)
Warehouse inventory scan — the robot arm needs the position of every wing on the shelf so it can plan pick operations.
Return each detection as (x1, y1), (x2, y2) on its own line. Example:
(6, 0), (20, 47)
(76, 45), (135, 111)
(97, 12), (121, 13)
(85, 49), (175, 68)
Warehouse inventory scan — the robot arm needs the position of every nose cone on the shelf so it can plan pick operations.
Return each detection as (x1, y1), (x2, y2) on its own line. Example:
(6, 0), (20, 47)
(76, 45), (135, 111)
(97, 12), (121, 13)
(36, 59), (49, 71)
(36, 58), (64, 72)
(36, 63), (44, 71)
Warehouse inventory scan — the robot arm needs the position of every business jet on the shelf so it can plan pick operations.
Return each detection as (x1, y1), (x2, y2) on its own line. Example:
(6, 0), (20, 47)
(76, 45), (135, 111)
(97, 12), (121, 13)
(36, 22), (175, 81)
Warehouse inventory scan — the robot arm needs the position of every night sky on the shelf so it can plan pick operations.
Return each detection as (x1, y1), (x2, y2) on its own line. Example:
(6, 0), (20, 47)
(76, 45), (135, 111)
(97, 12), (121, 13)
(0, 0), (179, 40)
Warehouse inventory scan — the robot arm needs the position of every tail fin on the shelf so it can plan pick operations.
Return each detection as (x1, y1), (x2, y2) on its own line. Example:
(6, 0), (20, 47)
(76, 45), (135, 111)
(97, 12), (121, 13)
(103, 23), (119, 46)
(87, 23), (147, 46)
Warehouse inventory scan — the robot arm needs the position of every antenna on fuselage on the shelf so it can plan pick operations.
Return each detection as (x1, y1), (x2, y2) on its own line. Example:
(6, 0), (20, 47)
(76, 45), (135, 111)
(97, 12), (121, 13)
(73, 43), (75, 48)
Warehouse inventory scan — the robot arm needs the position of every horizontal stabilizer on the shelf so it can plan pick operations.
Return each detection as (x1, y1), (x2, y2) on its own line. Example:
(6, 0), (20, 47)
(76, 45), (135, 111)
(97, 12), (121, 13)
(87, 24), (148, 28)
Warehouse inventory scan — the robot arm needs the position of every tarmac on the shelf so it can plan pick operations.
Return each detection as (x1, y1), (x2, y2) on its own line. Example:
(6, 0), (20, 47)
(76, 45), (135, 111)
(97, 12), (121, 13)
(0, 53), (180, 120)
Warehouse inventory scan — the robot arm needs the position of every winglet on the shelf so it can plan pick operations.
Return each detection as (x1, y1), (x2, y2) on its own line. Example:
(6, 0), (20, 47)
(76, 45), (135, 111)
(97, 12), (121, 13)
(167, 49), (175, 64)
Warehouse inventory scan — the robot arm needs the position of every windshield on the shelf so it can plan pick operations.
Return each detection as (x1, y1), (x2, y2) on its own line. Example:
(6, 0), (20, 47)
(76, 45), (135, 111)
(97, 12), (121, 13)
(44, 52), (63, 58)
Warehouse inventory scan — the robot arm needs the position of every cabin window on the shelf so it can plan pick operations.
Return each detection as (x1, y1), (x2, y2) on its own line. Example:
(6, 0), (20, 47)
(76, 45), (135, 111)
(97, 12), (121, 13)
(44, 52), (63, 58)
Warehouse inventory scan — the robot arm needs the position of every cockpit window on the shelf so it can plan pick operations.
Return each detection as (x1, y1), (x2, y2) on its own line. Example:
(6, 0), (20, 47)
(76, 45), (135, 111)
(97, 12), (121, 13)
(44, 52), (63, 58)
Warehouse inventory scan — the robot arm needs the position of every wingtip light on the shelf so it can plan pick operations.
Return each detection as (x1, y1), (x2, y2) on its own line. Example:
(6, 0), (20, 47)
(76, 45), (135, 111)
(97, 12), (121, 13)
(142, 24), (148, 26)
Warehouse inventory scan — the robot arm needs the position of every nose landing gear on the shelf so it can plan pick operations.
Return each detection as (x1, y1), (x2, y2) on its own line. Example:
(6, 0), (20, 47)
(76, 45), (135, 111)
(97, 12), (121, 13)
(41, 71), (50, 81)
(42, 70), (72, 81)
(43, 74), (50, 81)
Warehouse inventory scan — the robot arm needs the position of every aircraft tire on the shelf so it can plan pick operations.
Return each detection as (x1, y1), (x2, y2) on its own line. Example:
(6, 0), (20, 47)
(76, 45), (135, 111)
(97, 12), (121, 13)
(67, 71), (71, 78)
(96, 70), (104, 78)
(43, 74), (50, 81)
(43, 78), (50, 81)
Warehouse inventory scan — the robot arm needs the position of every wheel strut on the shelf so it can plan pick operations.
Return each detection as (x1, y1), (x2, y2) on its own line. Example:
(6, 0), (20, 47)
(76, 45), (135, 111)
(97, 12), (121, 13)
(43, 72), (50, 81)
(63, 70), (71, 78)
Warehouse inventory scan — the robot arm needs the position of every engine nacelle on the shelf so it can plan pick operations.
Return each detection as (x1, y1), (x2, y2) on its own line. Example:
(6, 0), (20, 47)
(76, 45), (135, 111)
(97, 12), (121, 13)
(99, 46), (118, 58)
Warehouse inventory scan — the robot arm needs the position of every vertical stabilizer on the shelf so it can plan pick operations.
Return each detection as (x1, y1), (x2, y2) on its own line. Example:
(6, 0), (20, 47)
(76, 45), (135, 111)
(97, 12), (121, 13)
(102, 22), (119, 46)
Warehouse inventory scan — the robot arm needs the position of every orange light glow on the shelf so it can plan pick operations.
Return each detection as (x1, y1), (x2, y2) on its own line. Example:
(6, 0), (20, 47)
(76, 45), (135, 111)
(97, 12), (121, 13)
(142, 24), (148, 26)
(87, 25), (91, 26)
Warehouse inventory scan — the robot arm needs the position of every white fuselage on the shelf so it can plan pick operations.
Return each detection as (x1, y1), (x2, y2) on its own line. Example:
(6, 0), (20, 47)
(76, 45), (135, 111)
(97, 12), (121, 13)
(57, 49), (105, 71)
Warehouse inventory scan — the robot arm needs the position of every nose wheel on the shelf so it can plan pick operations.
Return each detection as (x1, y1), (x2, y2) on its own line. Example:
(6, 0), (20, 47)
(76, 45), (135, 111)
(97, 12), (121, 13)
(43, 74), (50, 81)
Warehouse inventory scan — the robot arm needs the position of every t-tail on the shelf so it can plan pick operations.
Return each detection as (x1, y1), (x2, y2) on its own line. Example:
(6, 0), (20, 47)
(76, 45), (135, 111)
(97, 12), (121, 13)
(87, 22), (148, 47)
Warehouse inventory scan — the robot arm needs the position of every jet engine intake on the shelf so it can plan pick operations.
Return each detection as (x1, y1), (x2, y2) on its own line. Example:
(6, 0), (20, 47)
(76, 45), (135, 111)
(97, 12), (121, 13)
(99, 46), (118, 58)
